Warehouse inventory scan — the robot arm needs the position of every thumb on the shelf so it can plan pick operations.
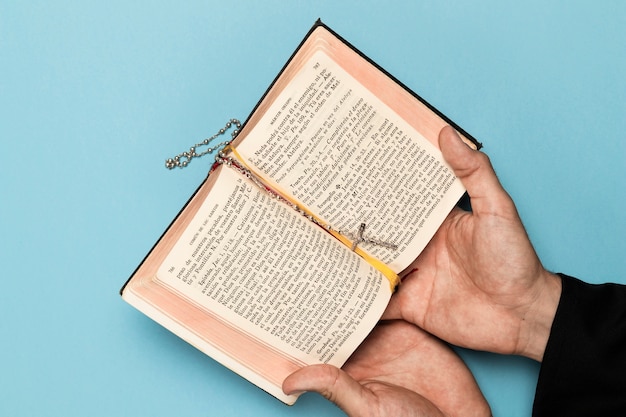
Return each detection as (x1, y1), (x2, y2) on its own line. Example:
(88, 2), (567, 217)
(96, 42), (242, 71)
(283, 364), (368, 414)
(439, 126), (513, 216)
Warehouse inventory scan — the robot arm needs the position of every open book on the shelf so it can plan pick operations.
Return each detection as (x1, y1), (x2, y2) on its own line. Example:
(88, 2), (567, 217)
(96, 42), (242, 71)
(120, 20), (480, 405)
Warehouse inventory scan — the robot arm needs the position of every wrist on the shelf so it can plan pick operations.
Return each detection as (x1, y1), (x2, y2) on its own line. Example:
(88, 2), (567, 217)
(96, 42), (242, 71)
(516, 271), (562, 362)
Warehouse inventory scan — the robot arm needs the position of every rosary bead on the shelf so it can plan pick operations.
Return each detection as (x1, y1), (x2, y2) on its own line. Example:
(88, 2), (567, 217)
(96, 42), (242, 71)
(165, 119), (241, 169)
(211, 151), (397, 252)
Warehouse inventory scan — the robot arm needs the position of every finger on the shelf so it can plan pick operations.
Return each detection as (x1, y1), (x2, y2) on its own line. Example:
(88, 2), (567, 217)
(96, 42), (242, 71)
(439, 126), (515, 216)
(283, 364), (369, 414)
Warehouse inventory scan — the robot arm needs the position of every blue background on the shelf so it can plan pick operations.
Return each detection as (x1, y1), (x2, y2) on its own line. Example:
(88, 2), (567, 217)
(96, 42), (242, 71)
(1, 1), (624, 416)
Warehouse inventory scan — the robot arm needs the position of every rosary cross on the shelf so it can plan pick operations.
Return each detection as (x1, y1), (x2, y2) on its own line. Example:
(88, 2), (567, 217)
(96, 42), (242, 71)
(348, 223), (397, 252)
(351, 223), (368, 251)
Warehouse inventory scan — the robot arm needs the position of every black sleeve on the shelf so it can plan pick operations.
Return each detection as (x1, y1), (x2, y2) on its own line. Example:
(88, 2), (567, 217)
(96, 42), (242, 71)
(532, 274), (626, 416)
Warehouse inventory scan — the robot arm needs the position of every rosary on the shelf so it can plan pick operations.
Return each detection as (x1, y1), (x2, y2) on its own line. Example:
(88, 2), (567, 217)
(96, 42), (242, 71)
(165, 119), (397, 252)
(165, 119), (242, 169)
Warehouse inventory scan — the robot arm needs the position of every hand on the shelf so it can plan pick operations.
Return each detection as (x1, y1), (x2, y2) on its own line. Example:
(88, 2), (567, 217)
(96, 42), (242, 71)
(385, 127), (562, 361)
(283, 320), (491, 417)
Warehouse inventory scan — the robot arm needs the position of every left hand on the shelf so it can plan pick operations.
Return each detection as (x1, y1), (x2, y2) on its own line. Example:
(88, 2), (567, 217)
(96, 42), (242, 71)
(283, 320), (490, 417)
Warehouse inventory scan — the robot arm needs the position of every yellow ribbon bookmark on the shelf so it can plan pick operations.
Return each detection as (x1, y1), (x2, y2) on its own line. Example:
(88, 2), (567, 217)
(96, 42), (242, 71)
(225, 146), (400, 291)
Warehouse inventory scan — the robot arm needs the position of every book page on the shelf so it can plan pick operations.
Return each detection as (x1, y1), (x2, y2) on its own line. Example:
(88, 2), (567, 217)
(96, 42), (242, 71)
(234, 50), (465, 272)
(155, 166), (391, 367)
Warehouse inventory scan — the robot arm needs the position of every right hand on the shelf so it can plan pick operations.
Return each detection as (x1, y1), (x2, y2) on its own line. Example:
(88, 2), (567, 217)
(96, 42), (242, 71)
(385, 126), (562, 361)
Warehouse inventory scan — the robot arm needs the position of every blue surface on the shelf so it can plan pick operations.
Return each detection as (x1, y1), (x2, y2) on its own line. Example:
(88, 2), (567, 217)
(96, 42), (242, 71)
(1, 1), (624, 416)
